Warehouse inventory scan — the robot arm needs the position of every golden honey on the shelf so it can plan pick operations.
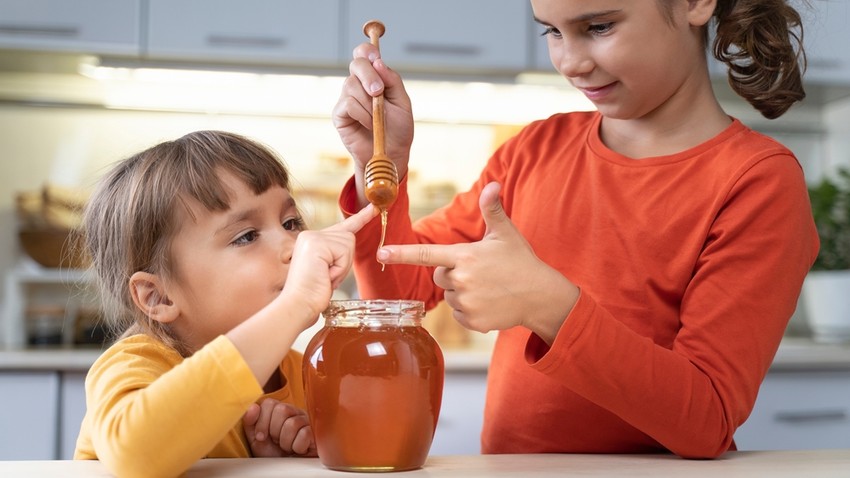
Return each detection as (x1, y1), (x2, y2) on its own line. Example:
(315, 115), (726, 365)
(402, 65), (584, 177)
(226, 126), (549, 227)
(303, 300), (444, 472)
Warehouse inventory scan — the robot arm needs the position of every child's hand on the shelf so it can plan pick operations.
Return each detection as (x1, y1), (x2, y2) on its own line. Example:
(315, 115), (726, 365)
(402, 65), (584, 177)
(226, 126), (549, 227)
(281, 203), (377, 324)
(243, 399), (317, 457)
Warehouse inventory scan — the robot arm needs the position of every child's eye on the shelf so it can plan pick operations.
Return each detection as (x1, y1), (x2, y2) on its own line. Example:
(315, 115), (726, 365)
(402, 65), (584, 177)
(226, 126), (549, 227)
(283, 216), (306, 231)
(232, 230), (259, 246)
(588, 22), (613, 35)
(540, 26), (562, 39)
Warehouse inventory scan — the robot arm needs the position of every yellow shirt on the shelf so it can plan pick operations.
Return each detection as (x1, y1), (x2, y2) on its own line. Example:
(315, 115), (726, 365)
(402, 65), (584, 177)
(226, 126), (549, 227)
(74, 334), (305, 478)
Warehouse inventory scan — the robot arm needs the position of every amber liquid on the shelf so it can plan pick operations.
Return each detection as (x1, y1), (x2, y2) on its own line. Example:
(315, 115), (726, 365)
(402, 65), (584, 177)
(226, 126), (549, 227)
(378, 209), (388, 271)
(303, 325), (444, 472)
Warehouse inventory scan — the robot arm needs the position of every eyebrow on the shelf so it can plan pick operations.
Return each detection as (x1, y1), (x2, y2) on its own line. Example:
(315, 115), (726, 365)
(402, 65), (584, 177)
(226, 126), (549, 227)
(533, 9), (622, 25)
(214, 196), (298, 236)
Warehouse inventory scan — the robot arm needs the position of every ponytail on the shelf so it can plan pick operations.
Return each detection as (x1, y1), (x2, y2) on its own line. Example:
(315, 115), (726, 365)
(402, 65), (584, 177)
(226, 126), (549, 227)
(712, 0), (807, 119)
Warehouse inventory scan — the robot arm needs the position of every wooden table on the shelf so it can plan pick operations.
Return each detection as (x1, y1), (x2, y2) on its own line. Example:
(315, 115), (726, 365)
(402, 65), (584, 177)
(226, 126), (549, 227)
(3, 450), (849, 477)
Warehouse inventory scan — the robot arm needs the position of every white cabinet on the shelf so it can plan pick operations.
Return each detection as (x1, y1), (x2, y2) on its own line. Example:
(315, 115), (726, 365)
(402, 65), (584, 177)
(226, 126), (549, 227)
(0, 0), (141, 56)
(145, 0), (342, 66)
(430, 371), (487, 455)
(0, 371), (60, 460)
(735, 370), (850, 450)
(797, 0), (850, 85)
(59, 372), (87, 460)
(344, 0), (531, 74)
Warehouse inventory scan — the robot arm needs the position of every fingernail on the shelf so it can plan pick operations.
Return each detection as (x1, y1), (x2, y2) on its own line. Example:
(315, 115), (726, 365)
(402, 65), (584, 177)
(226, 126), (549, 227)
(377, 248), (390, 261)
(368, 52), (378, 62)
(369, 82), (382, 94)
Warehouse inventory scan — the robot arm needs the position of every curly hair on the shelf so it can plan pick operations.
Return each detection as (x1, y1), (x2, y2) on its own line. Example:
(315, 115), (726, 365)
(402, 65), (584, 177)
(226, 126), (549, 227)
(712, 0), (807, 119)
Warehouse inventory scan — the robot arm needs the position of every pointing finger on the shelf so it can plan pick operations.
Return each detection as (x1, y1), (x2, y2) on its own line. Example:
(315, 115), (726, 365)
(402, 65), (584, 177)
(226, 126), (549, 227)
(328, 204), (378, 233)
(377, 243), (460, 268)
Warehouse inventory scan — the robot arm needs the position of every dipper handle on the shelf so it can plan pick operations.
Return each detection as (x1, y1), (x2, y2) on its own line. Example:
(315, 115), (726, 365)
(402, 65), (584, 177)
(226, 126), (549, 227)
(362, 20), (398, 209)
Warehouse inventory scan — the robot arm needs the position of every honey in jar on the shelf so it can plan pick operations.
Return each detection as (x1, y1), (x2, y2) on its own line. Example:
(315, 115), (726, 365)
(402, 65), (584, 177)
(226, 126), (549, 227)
(303, 299), (444, 472)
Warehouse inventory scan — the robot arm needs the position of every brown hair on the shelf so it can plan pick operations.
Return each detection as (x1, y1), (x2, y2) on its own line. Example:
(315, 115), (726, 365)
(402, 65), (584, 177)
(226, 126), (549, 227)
(661, 0), (807, 119)
(83, 131), (292, 353)
(712, 0), (806, 119)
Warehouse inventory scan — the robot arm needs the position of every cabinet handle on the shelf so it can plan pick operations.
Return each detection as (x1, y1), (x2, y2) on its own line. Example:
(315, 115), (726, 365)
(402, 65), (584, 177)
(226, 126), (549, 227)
(774, 409), (848, 423)
(206, 34), (286, 49)
(404, 42), (481, 57)
(0, 24), (79, 38)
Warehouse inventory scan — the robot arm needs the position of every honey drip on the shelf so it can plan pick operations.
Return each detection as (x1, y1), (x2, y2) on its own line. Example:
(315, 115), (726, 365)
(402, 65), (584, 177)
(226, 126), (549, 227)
(378, 208), (388, 271)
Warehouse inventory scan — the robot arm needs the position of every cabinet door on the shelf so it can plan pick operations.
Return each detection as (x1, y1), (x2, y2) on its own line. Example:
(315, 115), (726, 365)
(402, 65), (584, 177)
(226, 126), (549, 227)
(430, 371), (487, 455)
(0, 371), (60, 459)
(734, 371), (850, 450)
(59, 372), (87, 460)
(799, 0), (850, 85)
(0, 0), (141, 55)
(344, 0), (530, 73)
(146, 0), (341, 66)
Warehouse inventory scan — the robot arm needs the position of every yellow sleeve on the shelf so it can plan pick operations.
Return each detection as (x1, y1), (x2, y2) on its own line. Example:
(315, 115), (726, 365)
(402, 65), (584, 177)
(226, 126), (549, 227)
(74, 335), (263, 478)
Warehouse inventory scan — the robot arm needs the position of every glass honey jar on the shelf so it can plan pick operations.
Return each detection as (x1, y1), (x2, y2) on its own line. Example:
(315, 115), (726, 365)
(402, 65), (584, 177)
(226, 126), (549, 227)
(303, 299), (444, 472)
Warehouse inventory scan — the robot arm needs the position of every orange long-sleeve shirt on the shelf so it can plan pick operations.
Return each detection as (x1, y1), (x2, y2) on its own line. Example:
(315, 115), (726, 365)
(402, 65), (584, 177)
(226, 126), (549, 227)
(342, 111), (818, 458)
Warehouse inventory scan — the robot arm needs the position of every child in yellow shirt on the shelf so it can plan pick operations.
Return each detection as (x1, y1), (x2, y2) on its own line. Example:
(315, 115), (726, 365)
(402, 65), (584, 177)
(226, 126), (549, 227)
(73, 130), (375, 477)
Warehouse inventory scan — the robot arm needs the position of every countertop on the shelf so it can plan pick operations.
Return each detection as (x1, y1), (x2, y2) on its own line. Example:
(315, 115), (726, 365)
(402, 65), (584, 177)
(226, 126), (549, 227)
(3, 450), (850, 477)
(1, 336), (849, 372)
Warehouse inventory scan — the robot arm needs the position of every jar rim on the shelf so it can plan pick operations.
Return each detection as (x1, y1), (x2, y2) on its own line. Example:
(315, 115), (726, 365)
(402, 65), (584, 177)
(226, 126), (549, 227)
(322, 299), (425, 326)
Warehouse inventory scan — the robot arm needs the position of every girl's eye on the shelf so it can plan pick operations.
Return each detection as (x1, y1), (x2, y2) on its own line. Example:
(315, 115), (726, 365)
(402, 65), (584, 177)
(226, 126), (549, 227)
(540, 26), (562, 38)
(283, 216), (306, 231)
(232, 230), (259, 246)
(588, 22), (613, 35)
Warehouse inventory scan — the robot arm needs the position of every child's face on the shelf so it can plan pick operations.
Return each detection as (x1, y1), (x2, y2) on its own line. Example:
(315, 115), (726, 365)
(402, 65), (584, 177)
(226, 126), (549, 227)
(532, 0), (708, 120)
(165, 170), (303, 351)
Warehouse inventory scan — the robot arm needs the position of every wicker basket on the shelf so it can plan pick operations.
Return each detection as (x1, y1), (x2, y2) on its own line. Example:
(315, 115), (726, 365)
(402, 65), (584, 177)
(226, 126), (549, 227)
(18, 228), (89, 269)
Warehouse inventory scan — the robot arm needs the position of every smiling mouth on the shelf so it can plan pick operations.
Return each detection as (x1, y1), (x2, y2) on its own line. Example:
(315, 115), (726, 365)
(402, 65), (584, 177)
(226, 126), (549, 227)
(576, 82), (616, 100)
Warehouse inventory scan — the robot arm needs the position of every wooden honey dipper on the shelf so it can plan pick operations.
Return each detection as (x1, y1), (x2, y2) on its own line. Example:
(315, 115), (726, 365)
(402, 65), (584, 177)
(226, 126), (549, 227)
(363, 20), (397, 270)
(363, 19), (399, 210)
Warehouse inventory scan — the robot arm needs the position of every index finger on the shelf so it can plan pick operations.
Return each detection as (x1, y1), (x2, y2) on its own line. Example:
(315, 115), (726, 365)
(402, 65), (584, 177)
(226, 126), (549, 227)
(326, 203), (378, 233)
(378, 243), (460, 268)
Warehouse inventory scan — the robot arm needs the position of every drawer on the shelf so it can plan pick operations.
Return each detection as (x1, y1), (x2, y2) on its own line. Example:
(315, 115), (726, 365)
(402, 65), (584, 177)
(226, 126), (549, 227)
(734, 371), (850, 450)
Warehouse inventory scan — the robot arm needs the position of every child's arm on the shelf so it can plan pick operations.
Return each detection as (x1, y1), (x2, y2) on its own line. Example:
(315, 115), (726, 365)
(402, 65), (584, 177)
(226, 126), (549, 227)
(226, 204), (377, 392)
(243, 399), (316, 457)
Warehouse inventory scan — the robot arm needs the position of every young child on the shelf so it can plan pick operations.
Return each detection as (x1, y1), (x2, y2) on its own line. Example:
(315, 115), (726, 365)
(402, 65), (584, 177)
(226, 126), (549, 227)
(73, 130), (376, 476)
(332, 0), (819, 458)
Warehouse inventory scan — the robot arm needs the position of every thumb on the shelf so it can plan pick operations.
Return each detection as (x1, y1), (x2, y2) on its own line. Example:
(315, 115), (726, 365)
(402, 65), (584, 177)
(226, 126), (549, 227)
(479, 182), (509, 236)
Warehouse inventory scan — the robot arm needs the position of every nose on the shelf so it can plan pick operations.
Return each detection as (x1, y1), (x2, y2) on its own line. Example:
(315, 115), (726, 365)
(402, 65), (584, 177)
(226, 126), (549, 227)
(278, 232), (296, 264)
(551, 41), (594, 79)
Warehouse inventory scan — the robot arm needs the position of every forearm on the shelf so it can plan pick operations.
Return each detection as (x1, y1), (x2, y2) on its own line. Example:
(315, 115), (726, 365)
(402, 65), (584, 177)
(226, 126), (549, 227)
(89, 337), (261, 477)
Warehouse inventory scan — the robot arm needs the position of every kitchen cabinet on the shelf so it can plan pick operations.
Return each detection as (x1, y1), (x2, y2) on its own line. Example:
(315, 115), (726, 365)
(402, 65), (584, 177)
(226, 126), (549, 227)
(0, 370), (87, 460)
(796, 0), (850, 86)
(735, 370), (850, 450)
(0, 371), (60, 459)
(59, 372), (87, 460)
(344, 0), (531, 74)
(145, 0), (342, 67)
(430, 371), (487, 455)
(0, 0), (141, 56)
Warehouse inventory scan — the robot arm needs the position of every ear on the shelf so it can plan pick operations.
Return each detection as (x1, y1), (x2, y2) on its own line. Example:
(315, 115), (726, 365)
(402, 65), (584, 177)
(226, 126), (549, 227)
(687, 0), (717, 27)
(129, 271), (180, 324)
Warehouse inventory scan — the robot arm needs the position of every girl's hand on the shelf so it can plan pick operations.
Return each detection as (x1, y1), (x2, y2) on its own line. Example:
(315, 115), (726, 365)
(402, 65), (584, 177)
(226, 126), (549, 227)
(375, 182), (580, 345)
(243, 399), (317, 457)
(280, 204), (378, 326)
(332, 42), (414, 205)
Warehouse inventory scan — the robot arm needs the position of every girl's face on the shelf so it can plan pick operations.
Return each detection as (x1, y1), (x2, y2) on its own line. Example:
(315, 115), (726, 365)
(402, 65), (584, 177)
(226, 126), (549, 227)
(531, 0), (709, 120)
(165, 170), (304, 352)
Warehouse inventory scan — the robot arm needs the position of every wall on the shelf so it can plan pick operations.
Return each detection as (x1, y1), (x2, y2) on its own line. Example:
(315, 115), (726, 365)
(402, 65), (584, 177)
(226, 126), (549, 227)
(0, 67), (840, 344)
